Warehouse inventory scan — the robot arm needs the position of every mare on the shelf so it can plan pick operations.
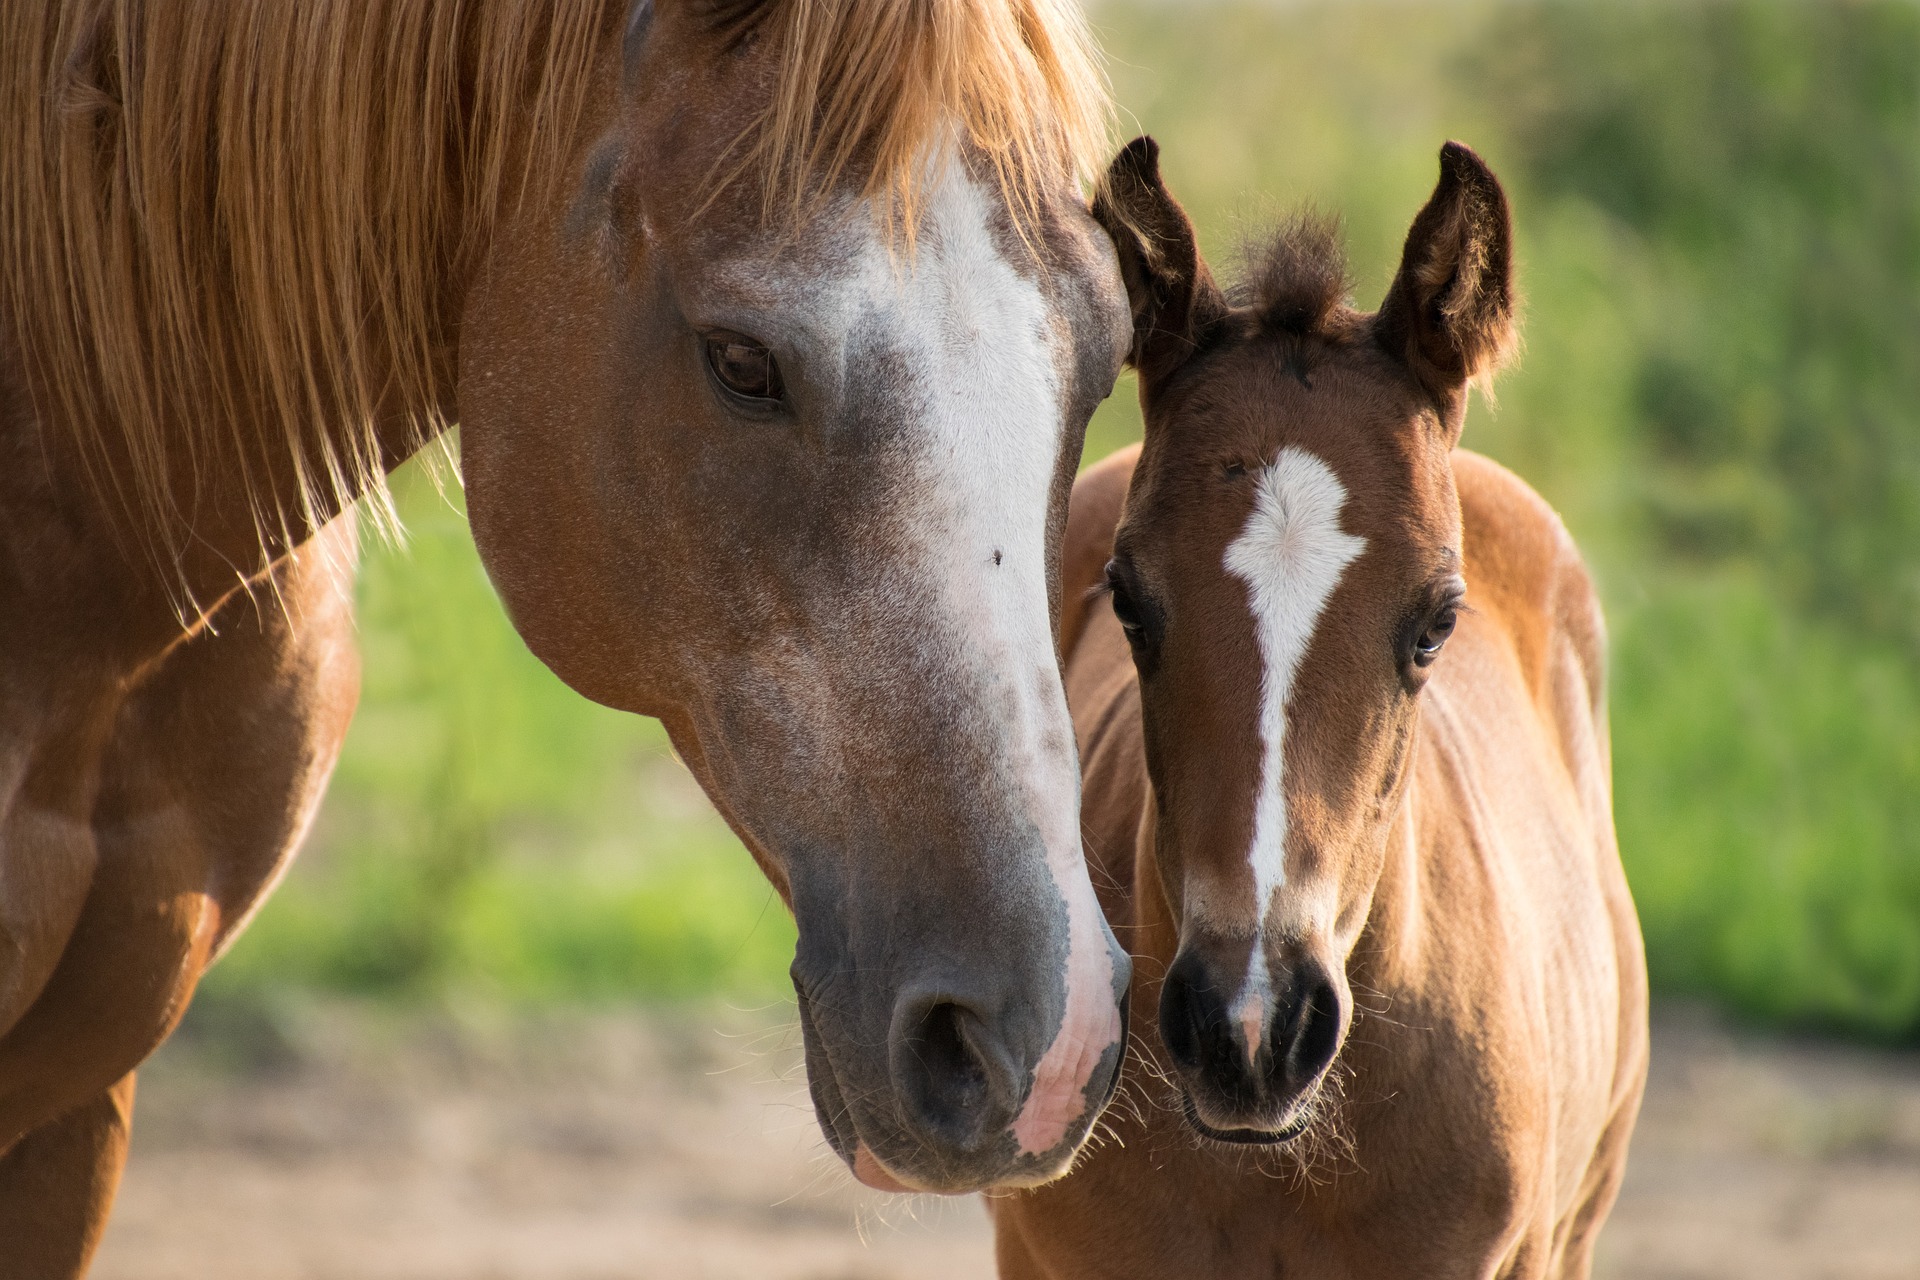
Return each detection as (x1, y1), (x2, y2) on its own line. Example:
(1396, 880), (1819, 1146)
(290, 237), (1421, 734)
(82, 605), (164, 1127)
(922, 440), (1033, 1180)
(0, 2), (1137, 1270)
(990, 140), (1648, 1278)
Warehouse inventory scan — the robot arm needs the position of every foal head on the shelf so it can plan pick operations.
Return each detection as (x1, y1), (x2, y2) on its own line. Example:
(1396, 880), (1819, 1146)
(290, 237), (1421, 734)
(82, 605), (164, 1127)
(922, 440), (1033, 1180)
(1093, 140), (1515, 1142)
(457, 2), (1130, 1191)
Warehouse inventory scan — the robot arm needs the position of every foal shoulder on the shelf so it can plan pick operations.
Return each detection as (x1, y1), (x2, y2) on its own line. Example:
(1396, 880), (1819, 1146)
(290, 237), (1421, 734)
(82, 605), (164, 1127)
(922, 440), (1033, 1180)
(1060, 443), (1141, 663)
(1453, 449), (1606, 731)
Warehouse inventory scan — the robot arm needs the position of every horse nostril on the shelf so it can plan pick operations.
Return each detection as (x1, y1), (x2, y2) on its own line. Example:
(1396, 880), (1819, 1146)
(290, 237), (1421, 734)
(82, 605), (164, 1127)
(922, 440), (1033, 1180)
(894, 998), (998, 1148)
(1278, 972), (1342, 1088)
(921, 1001), (990, 1107)
(1158, 950), (1212, 1074)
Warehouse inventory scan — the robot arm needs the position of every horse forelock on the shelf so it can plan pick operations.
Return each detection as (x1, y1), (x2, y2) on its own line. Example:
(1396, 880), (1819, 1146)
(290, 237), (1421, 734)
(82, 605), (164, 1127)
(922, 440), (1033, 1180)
(1235, 212), (1351, 340)
(713, 0), (1112, 249)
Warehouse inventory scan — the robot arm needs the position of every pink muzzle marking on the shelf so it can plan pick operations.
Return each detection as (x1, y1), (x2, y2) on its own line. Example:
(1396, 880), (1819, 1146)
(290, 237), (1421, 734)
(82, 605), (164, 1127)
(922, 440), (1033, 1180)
(1010, 874), (1122, 1157)
(1233, 989), (1267, 1073)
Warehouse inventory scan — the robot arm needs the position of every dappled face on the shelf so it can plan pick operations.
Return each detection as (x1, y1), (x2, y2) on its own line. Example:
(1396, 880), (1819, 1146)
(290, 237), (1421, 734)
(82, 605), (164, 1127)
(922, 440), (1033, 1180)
(651, 162), (1135, 1193)
(1110, 339), (1465, 1140)
(457, 6), (1132, 1193)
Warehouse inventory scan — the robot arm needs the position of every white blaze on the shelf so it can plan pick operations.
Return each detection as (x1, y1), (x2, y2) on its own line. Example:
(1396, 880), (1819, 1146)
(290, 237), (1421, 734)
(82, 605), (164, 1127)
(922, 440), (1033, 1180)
(1223, 448), (1367, 929)
(870, 161), (1119, 1158)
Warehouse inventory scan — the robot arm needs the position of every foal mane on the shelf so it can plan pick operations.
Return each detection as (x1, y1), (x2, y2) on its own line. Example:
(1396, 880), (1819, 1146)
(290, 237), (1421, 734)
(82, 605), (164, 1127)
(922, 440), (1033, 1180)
(1236, 212), (1350, 338)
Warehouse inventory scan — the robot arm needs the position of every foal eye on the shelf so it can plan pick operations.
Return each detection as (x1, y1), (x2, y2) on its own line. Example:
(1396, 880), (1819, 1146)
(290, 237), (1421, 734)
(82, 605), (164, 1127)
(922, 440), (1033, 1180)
(704, 332), (785, 405)
(1412, 604), (1458, 667)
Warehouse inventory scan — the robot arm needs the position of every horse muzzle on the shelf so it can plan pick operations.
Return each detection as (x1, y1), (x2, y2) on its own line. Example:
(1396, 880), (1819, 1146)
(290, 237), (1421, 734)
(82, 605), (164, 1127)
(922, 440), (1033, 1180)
(793, 936), (1130, 1193)
(1159, 941), (1347, 1142)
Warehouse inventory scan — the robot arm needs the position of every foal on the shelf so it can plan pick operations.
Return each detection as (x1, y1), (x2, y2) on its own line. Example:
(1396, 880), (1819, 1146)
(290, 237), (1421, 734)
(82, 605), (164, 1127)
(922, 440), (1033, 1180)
(993, 141), (1648, 1277)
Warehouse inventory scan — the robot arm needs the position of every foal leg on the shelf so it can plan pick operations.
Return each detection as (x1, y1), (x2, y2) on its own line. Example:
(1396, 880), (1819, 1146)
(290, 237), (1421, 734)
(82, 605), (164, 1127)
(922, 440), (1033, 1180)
(0, 1074), (135, 1278)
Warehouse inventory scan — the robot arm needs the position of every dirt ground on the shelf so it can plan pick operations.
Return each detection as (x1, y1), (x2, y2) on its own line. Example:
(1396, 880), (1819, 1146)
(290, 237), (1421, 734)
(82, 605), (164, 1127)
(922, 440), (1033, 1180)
(91, 1000), (1920, 1280)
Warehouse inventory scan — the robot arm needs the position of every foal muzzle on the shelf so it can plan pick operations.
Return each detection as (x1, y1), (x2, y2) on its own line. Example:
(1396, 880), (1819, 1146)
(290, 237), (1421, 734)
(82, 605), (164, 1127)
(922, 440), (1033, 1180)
(1159, 940), (1346, 1141)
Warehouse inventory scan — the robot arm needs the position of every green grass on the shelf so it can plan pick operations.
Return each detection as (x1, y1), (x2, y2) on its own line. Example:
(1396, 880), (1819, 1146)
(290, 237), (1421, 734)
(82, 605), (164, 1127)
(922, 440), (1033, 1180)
(209, 0), (1920, 1040)
(1611, 576), (1920, 1038)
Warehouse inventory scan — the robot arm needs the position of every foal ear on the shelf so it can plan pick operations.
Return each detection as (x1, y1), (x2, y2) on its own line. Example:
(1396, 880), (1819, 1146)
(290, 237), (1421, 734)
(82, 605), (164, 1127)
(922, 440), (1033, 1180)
(1091, 137), (1228, 389)
(1376, 141), (1517, 422)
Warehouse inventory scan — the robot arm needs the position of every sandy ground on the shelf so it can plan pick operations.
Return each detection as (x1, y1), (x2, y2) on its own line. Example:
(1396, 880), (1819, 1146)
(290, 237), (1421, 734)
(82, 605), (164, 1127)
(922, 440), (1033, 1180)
(90, 1001), (1920, 1280)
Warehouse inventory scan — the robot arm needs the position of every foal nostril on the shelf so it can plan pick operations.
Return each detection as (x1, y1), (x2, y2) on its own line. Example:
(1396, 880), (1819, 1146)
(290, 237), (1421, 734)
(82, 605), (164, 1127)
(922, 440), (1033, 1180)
(1276, 972), (1343, 1089)
(1160, 948), (1271, 1106)
(893, 997), (1005, 1149)
(1158, 948), (1216, 1076)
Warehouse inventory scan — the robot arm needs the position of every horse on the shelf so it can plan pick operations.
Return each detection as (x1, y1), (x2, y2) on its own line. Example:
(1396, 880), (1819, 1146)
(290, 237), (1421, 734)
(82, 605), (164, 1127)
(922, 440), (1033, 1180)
(0, 2), (1139, 1269)
(988, 139), (1649, 1278)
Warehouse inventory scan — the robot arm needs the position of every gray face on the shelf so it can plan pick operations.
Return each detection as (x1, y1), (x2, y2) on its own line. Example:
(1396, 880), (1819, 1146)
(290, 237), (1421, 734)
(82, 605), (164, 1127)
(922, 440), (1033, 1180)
(457, 13), (1134, 1192)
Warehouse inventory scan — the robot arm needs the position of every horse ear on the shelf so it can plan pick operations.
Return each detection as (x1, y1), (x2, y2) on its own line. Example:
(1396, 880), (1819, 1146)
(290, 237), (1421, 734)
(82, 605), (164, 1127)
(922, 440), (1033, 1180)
(1376, 142), (1516, 426)
(1091, 137), (1228, 389)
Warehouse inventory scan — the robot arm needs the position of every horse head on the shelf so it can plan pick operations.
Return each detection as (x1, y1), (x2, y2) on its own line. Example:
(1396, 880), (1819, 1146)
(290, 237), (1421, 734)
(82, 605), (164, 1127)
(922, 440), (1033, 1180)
(457, 1), (1132, 1191)
(1092, 137), (1516, 1142)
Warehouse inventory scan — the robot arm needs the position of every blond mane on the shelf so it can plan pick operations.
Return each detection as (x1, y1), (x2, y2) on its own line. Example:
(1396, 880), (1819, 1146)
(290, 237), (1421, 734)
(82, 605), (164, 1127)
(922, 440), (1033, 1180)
(1, 0), (615, 576)
(0, 0), (1110, 583)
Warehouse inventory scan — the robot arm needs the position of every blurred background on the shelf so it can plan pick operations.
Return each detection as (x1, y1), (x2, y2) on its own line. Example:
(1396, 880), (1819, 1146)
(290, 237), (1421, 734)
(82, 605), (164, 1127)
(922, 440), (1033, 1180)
(98, 2), (1920, 1277)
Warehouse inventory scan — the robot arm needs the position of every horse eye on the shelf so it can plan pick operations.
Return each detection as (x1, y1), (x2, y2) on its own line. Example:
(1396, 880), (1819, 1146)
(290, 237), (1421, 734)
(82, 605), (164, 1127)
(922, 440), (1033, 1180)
(1412, 604), (1458, 667)
(704, 332), (784, 405)
(1105, 564), (1148, 643)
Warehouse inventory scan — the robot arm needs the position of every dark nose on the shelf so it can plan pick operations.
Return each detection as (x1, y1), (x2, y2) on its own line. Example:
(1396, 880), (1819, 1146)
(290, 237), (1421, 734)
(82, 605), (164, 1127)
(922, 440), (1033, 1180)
(889, 989), (1023, 1151)
(1276, 966), (1342, 1089)
(1160, 947), (1343, 1113)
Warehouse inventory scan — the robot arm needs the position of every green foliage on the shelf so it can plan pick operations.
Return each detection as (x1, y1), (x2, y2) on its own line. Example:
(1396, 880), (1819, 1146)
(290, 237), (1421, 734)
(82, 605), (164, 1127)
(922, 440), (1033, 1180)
(1477, 0), (1920, 646)
(1612, 575), (1920, 1037)
(214, 1), (1920, 1037)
